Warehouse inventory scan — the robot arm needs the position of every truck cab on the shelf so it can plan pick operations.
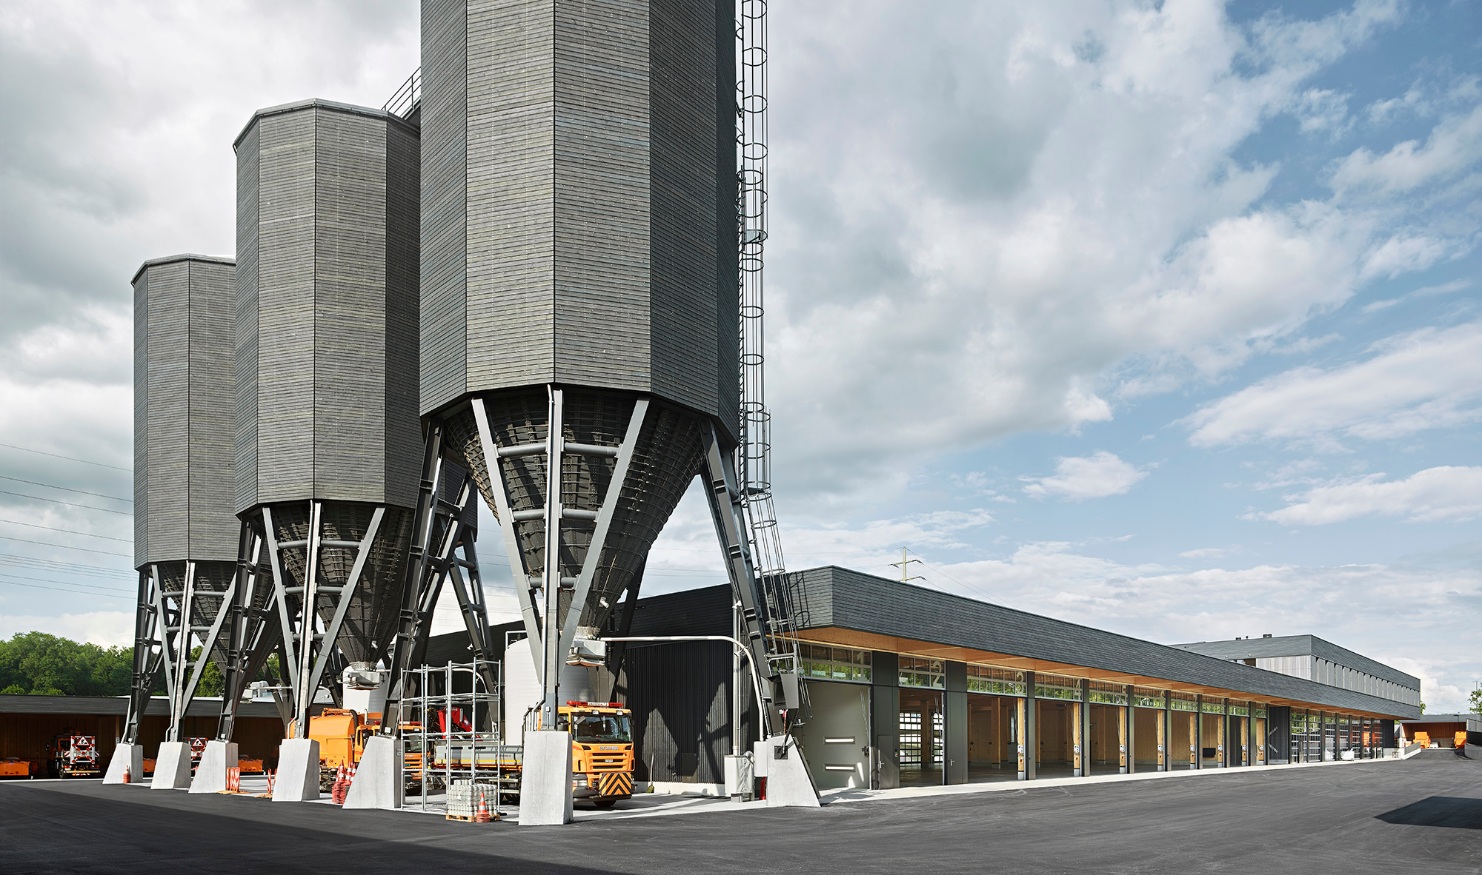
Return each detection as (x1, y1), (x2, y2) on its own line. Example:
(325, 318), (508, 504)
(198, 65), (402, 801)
(556, 701), (634, 807)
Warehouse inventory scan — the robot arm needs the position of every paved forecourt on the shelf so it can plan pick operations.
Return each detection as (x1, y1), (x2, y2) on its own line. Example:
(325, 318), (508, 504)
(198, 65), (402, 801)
(0, 751), (1477, 874)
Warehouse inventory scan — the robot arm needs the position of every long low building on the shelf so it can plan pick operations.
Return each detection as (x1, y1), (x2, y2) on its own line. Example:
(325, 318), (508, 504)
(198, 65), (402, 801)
(599, 566), (1419, 791)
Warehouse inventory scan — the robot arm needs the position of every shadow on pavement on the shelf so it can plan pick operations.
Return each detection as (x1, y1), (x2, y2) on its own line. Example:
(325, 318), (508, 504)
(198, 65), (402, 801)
(1376, 796), (1482, 830)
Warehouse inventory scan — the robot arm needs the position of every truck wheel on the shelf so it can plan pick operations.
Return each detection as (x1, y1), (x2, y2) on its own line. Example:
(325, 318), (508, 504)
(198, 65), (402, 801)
(593, 798), (617, 809)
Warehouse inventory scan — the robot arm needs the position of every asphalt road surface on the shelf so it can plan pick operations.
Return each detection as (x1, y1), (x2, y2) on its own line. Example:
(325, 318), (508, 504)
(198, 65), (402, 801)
(2, 750), (1478, 874)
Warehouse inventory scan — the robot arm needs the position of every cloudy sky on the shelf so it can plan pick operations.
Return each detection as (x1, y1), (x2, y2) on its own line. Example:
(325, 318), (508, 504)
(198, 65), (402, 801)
(1, 1), (1478, 711)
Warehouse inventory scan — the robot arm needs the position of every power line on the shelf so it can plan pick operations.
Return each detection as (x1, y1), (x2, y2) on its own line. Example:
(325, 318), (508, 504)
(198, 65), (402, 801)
(0, 474), (132, 504)
(0, 571), (133, 596)
(0, 535), (130, 558)
(0, 518), (132, 543)
(0, 577), (132, 601)
(0, 489), (132, 516)
(0, 441), (130, 472)
(0, 553), (134, 579)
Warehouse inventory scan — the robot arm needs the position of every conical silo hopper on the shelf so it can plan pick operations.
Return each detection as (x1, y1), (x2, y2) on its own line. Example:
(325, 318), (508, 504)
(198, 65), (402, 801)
(232, 99), (422, 799)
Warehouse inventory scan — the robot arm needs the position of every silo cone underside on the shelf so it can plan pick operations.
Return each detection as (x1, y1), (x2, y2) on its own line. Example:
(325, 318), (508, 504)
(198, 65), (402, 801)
(266, 502), (414, 667)
(441, 388), (704, 632)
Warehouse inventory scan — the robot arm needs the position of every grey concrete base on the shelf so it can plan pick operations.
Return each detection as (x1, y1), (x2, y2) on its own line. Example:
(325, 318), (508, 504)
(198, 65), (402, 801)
(272, 738), (321, 802)
(519, 731), (573, 825)
(343, 735), (403, 810)
(103, 742), (143, 785)
(757, 735), (820, 808)
(151, 742), (193, 790)
(189, 741), (238, 794)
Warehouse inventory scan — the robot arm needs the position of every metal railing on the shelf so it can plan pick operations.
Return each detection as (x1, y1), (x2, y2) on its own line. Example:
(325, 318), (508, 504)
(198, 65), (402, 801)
(384, 68), (421, 120)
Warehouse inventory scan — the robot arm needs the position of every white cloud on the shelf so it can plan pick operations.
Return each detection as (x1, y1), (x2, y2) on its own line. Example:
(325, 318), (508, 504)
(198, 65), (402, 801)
(1332, 103), (1482, 195)
(1023, 451), (1148, 501)
(1186, 320), (1482, 447)
(0, 611), (133, 648)
(1259, 466), (1482, 525)
(1294, 88), (1352, 137)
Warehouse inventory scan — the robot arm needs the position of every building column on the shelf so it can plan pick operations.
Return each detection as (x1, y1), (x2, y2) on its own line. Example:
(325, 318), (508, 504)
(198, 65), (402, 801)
(944, 662), (968, 785)
(1158, 695), (1169, 772)
(1122, 685), (1134, 774)
(870, 651), (900, 790)
(1073, 679), (1088, 777)
(1193, 695), (1203, 769)
(1023, 672), (1036, 781)
(1217, 699), (1227, 768)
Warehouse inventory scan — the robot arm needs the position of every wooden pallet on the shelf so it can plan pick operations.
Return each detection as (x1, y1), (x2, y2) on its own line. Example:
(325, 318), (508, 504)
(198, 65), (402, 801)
(444, 812), (501, 823)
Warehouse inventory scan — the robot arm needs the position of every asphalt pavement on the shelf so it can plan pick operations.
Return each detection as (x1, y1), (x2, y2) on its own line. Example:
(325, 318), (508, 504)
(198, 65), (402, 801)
(1, 750), (1477, 874)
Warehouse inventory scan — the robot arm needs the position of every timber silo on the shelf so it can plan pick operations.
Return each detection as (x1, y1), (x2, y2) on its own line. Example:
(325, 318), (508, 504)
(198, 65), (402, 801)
(414, 0), (774, 820)
(231, 99), (421, 799)
(105, 255), (240, 790)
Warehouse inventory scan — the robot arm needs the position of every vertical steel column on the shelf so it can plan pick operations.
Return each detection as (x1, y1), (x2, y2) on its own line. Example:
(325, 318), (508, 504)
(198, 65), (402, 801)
(122, 570), (164, 745)
(1023, 671), (1036, 781)
(539, 387), (564, 727)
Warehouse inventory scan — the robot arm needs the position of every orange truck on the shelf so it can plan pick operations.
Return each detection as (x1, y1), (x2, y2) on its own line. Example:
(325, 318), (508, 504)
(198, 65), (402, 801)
(557, 701), (635, 807)
(46, 735), (100, 778)
(0, 757), (32, 778)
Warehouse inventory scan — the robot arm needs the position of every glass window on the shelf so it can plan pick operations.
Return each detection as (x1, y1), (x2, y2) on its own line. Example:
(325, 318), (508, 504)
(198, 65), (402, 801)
(799, 643), (872, 683)
(966, 664), (1026, 696)
(899, 656), (944, 689)
(1089, 681), (1128, 705)
(556, 712), (632, 744)
(1169, 692), (1198, 712)
(1132, 687), (1165, 709)
(1201, 698), (1225, 714)
(1034, 672), (1081, 701)
(1229, 704), (1249, 717)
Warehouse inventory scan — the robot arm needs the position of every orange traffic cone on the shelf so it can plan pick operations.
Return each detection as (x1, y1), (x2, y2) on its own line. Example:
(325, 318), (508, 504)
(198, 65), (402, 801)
(121, 765), (131, 784)
(474, 790), (492, 823)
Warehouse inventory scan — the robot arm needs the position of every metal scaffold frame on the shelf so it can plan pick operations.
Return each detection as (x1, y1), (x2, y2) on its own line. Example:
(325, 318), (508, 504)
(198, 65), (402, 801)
(400, 658), (513, 815)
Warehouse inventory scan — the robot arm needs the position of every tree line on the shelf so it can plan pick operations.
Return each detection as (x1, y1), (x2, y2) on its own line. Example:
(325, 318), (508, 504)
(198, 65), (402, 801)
(0, 632), (223, 697)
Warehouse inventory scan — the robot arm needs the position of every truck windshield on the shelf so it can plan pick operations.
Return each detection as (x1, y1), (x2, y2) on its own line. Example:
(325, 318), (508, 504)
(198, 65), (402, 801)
(559, 713), (632, 744)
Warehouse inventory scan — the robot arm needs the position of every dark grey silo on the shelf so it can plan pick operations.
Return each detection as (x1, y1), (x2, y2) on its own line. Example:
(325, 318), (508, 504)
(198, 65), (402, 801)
(134, 255), (239, 571)
(234, 99), (421, 671)
(127, 254), (240, 743)
(420, 0), (738, 634)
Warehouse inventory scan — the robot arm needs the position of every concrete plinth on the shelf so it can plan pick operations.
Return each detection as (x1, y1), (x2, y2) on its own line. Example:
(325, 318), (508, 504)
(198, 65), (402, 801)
(518, 731), (573, 825)
(272, 738), (321, 802)
(189, 741), (238, 794)
(103, 742), (143, 785)
(756, 735), (820, 808)
(343, 735), (403, 810)
(151, 741), (193, 790)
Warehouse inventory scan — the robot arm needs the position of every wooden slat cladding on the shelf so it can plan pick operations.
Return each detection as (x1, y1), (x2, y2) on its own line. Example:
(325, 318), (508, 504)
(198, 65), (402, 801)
(133, 256), (238, 568)
(235, 100), (421, 511)
(420, 0), (738, 442)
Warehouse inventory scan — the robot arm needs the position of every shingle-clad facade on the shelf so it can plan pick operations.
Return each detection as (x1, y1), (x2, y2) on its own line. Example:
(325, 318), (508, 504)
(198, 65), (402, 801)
(418, 0), (739, 436)
(233, 99), (422, 514)
(132, 255), (238, 569)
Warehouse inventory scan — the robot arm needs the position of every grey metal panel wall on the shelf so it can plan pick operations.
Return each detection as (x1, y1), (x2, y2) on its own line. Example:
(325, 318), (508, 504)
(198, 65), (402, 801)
(235, 124), (261, 513)
(419, 0), (738, 437)
(1177, 635), (1418, 691)
(235, 101), (421, 512)
(254, 107), (317, 507)
(420, 0), (468, 415)
(187, 262), (238, 557)
(805, 566), (1418, 719)
(133, 271), (149, 566)
(648, 0), (718, 421)
(554, 0), (651, 394)
(384, 122), (424, 509)
(134, 256), (238, 568)
(464, 0), (556, 394)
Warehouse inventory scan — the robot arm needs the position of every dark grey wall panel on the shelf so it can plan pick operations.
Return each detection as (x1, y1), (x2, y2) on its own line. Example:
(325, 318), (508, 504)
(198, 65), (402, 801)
(419, 0), (468, 414)
(464, 0), (555, 394)
(420, 0), (739, 443)
(133, 255), (238, 569)
(234, 100), (421, 512)
(1174, 635), (1419, 689)
(234, 124), (261, 513)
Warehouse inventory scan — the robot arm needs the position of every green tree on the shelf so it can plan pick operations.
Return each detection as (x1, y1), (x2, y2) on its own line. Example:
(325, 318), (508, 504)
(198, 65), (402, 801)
(1469, 688), (1481, 717)
(0, 632), (134, 696)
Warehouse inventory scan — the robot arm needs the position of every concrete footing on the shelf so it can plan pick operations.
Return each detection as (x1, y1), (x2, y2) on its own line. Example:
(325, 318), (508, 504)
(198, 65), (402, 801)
(518, 731), (573, 825)
(103, 742), (143, 785)
(189, 740), (238, 794)
(151, 741), (193, 790)
(272, 738), (321, 802)
(343, 735), (403, 810)
(755, 735), (820, 808)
